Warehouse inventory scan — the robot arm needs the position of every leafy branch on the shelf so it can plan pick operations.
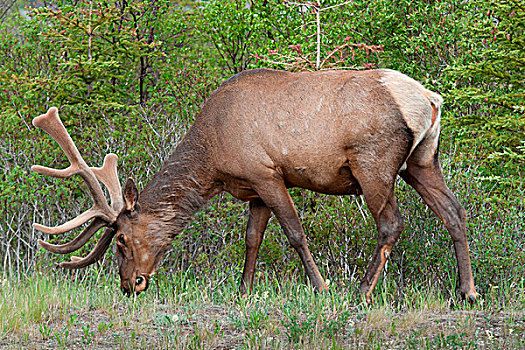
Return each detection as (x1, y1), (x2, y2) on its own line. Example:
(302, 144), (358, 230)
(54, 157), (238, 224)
(254, 0), (383, 71)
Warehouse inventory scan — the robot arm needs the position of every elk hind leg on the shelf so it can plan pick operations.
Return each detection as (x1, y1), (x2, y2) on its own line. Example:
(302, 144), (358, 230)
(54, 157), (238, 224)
(352, 173), (405, 304)
(400, 149), (478, 301)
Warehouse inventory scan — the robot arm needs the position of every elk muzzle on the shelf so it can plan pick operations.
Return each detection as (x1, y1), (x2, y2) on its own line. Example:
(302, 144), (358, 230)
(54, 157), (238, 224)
(121, 273), (150, 296)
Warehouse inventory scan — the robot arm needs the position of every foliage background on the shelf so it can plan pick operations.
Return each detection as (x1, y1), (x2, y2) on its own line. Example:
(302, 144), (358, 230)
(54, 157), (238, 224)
(0, 0), (523, 300)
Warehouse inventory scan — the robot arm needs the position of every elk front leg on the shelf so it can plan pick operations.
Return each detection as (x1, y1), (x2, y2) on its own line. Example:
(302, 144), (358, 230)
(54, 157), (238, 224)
(240, 198), (272, 296)
(255, 179), (328, 292)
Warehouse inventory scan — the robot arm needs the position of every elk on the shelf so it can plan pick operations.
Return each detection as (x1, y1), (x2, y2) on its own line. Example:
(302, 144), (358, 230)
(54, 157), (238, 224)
(33, 68), (478, 302)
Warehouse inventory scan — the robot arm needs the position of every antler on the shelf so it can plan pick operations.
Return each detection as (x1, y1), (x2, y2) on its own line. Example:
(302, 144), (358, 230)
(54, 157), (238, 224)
(33, 107), (124, 268)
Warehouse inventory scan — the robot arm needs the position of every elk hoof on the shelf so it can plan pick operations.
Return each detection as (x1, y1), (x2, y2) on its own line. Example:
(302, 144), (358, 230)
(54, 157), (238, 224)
(315, 284), (329, 294)
(462, 290), (479, 304)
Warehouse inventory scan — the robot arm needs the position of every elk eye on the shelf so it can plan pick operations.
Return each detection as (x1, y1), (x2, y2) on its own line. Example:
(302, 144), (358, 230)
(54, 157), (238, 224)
(135, 277), (144, 286)
(118, 234), (125, 245)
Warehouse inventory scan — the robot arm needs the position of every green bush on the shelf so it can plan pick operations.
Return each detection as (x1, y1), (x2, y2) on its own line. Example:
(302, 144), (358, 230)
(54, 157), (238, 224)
(447, 0), (524, 183)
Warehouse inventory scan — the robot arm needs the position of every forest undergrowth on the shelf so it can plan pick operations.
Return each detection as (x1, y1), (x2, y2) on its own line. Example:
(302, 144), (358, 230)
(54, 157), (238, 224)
(0, 0), (523, 348)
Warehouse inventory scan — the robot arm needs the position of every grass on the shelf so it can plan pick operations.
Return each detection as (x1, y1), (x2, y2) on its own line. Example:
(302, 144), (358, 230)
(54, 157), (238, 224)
(1, 271), (524, 349)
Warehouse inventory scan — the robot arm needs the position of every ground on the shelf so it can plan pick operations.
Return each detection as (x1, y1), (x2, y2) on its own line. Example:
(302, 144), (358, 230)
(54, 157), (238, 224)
(1, 274), (524, 349)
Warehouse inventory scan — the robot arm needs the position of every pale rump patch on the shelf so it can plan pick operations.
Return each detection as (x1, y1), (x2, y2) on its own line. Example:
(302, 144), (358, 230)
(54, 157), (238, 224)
(379, 69), (442, 156)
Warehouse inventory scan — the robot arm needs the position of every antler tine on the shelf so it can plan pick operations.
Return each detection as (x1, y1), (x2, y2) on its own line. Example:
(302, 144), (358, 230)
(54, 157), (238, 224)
(37, 218), (106, 253)
(32, 108), (119, 236)
(91, 154), (124, 212)
(59, 227), (117, 269)
(33, 207), (113, 235)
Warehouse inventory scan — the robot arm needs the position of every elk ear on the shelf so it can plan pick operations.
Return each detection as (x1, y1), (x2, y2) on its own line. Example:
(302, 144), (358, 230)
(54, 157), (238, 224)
(123, 178), (139, 211)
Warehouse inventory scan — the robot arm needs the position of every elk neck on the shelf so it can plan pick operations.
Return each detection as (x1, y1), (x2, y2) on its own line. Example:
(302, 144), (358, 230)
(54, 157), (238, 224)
(137, 128), (221, 245)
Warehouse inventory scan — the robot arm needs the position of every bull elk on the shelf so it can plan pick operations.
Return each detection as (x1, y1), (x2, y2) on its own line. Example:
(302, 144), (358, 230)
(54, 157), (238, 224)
(32, 68), (478, 302)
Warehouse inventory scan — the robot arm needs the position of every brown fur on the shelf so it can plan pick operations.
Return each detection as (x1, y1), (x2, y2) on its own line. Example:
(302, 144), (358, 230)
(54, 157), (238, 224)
(36, 69), (478, 301)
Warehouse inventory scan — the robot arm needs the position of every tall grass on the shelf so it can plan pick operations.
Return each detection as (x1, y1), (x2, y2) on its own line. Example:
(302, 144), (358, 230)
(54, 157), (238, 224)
(1, 271), (524, 348)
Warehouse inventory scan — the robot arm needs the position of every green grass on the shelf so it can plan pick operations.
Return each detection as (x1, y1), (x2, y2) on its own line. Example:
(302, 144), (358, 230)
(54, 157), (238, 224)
(1, 271), (524, 349)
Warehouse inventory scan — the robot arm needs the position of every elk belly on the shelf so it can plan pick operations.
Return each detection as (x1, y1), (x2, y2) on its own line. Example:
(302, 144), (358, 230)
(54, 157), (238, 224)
(282, 163), (361, 195)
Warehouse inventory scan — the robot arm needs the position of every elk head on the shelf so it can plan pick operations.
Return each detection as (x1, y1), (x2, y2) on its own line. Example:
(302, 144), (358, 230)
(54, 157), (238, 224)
(32, 107), (156, 295)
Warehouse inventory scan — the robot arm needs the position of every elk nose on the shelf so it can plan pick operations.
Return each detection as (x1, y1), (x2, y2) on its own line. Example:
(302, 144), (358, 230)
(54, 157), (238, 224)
(121, 278), (134, 297)
(121, 285), (131, 297)
(134, 275), (149, 293)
